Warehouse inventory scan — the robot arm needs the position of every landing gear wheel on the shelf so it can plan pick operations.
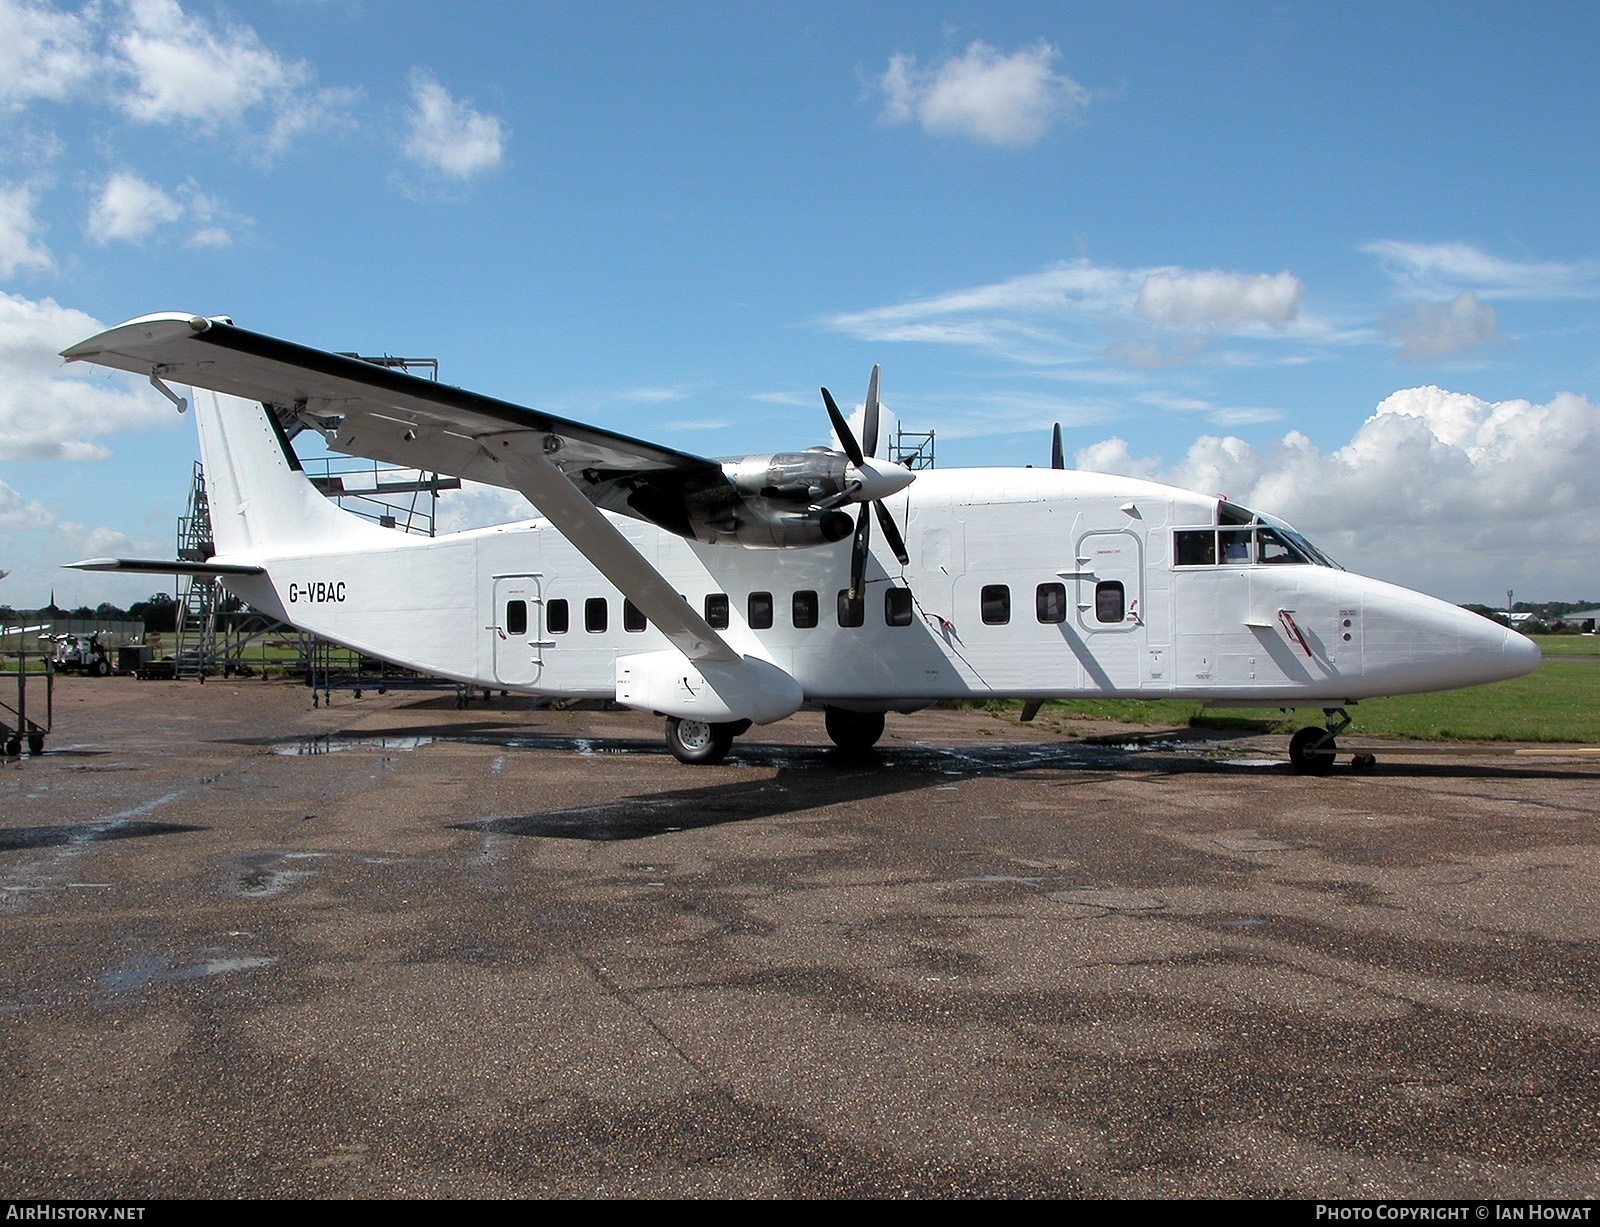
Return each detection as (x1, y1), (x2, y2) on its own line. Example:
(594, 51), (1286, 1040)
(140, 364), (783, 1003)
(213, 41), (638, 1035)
(665, 717), (735, 765)
(824, 708), (885, 754)
(1289, 726), (1337, 775)
(1350, 752), (1378, 773)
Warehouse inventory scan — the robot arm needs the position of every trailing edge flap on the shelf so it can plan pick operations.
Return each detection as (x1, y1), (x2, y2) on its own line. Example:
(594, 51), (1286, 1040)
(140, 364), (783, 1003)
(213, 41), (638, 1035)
(66, 557), (266, 576)
(63, 313), (737, 665)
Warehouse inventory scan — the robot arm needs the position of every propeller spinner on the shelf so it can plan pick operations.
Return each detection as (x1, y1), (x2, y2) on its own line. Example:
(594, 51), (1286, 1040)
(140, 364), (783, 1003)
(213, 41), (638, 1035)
(820, 365), (914, 599)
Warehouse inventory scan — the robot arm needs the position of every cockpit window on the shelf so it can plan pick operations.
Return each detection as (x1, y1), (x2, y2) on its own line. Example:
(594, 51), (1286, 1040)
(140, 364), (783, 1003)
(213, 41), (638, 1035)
(1174, 503), (1342, 569)
(1257, 526), (1303, 565)
(1219, 528), (1253, 564)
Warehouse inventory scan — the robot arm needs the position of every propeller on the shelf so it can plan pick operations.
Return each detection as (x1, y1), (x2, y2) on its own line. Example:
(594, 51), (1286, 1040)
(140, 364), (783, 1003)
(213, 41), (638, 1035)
(820, 365), (912, 599)
(1051, 422), (1065, 470)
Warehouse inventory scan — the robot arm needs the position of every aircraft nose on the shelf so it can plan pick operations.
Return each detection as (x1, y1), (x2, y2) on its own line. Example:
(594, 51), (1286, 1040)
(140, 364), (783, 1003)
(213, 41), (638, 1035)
(1502, 626), (1541, 678)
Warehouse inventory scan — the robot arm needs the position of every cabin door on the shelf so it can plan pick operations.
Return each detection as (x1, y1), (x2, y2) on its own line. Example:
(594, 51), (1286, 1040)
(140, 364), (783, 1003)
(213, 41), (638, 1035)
(492, 574), (543, 686)
(1074, 529), (1146, 690)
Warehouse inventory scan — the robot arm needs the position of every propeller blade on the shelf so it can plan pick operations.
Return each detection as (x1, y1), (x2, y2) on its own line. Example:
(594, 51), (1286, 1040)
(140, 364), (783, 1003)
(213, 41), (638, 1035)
(873, 499), (909, 566)
(850, 503), (871, 599)
(821, 387), (865, 467)
(862, 364), (881, 459)
(1051, 422), (1065, 470)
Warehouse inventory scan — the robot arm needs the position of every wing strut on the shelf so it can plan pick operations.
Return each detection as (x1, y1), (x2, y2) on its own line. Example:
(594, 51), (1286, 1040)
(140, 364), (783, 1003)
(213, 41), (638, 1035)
(499, 450), (736, 664)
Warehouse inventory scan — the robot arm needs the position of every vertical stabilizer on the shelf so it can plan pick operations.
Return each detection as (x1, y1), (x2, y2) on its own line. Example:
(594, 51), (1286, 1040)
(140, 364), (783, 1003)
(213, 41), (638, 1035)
(192, 390), (386, 556)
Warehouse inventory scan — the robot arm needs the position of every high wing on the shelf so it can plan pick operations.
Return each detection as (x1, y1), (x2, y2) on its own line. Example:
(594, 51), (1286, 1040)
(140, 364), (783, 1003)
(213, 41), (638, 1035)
(61, 313), (724, 539)
(63, 313), (737, 664)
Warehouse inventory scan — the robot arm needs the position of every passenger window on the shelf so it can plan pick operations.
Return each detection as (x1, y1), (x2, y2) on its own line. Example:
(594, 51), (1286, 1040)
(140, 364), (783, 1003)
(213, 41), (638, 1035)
(748, 591), (774, 630)
(793, 590), (818, 629)
(623, 599), (646, 632)
(1036, 583), (1066, 624)
(837, 589), (864, 628)
(1175, 530), (1216, 567)
(981, 584), (1010, 625)
(705, 593), (730, 629)
(547, 599), (569, 634)
(1095, 581), (1125, 624)
(1219, 529), (1253, 564)
(885, 587), (913, 627)
(585, 597), (608, 633)
(505, 600), (527, 636)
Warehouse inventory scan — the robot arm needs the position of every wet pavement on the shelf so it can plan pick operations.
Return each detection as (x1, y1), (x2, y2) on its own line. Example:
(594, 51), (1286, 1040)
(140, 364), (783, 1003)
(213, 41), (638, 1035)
(1, 677), (1598, 1198)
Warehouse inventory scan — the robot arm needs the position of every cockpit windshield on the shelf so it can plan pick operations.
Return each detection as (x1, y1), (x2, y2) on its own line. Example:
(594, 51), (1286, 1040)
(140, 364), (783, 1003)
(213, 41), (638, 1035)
(1173, 502), (1342, 569)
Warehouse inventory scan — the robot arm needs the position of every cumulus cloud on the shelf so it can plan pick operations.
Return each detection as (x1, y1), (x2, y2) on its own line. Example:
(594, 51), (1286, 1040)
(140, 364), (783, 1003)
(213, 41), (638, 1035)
(85, 171), (246, 246)
(829, 259), (1318, 367)
(85, 170), (180, 243)
(1382, 290), (1505, 360)
(1135, 270), (1302, 332)
(401, 68), (506, 180)
(1364, 240), (1600, 301)
(0, 1), (357, 159)
(0, 182), (53, 275)
(434, 480), (532, 534)
(0, 473), (164, 608)
(110, 0), (355, 155)
(0, 0), (95, 106)
(0, 292), (177, 460)
(1075, 385), (1600, 598)
(878, 40), (1087, 147)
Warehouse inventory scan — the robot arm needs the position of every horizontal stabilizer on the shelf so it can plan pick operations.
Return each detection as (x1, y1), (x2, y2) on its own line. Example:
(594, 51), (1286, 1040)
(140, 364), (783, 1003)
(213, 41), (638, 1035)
(66, 557), (266, 577)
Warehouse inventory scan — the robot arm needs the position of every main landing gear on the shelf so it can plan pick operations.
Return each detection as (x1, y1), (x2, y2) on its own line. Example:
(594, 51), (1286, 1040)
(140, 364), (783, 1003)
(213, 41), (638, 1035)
(1288, 707), (1376, 774)
(664, 717), (750, 766)
(824, 707), (885, 755)
(663, 708), (889, 764)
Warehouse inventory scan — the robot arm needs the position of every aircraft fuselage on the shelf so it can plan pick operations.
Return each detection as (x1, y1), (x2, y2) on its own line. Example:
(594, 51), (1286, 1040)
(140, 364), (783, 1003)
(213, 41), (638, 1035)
(220, 465), (1536, 712)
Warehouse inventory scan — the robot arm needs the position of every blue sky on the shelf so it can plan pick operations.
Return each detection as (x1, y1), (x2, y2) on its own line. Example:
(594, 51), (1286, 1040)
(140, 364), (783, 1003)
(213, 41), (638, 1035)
(3, 1), (1599, 607)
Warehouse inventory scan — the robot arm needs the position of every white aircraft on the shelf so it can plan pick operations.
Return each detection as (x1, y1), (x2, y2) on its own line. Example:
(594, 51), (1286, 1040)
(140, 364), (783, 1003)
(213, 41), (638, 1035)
(62, 312), (1538, 770)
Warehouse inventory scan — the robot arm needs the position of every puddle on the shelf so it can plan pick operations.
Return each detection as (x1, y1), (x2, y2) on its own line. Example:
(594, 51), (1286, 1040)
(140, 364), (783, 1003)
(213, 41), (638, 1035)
(959, 874), (1052, 887)
(276, 735), (439, 756)
(1050, 888), (1167, 912)
(103, 952), (276, 992)
(1215, 836), (1295, 852)
(231, 851), (325, 898)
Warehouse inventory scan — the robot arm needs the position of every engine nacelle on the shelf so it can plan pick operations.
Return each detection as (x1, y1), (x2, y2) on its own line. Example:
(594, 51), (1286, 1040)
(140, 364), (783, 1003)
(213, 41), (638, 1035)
(675, 450), (858, 548)
(720, 449), (850, 502)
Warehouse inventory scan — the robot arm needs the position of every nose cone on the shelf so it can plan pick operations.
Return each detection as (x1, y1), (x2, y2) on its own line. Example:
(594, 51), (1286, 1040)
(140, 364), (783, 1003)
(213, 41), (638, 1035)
(1501, 626), (1542, 679)
(847, 458), (915, 502)
(1355, 578), (1546, 695)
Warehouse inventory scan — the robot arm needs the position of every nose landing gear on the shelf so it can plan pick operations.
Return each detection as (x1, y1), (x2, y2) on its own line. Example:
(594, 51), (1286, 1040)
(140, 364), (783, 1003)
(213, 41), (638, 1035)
(1288, 707), (1374, 774)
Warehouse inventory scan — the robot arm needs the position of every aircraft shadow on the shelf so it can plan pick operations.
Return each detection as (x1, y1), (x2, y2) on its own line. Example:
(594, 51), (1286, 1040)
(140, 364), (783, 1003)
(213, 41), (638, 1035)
(454, 739), (1167, 841)
(0, 820), (205, 852)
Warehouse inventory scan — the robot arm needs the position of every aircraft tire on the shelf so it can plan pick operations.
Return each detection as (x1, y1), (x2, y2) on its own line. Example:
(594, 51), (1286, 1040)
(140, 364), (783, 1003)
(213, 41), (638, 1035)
(1288, 726), (1337, 774)
(665, 717), (734, 765)
(824, 707), (885, 754)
